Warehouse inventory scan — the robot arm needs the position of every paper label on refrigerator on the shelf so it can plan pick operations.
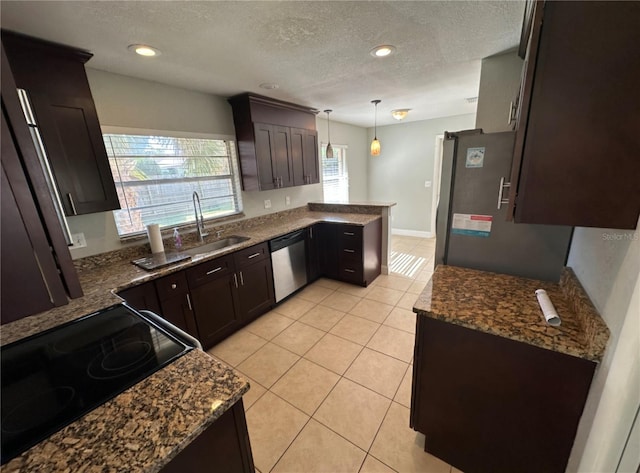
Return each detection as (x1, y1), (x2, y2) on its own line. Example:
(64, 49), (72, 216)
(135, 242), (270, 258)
(451, 214), (492, 237)
(465, 147), (485, 168)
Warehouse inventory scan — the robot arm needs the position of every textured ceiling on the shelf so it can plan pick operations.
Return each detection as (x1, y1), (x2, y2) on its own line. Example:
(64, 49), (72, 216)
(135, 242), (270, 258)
(0, 1), (524, 127)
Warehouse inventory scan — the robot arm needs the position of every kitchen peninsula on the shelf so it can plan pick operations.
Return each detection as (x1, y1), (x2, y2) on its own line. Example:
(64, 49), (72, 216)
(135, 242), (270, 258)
(411, 265), (609, 473)
(0, 203), (392, 472)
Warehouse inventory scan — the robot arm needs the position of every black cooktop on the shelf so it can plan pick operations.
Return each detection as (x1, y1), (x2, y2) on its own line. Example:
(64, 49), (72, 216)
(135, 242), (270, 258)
(0, 304), (192, 465)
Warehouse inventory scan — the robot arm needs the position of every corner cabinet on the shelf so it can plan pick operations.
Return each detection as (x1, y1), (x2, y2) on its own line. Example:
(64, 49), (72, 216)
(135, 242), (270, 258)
(1, 30), (119, 216)
(228, 93), (319, 191)
(508, 1), (640, 229)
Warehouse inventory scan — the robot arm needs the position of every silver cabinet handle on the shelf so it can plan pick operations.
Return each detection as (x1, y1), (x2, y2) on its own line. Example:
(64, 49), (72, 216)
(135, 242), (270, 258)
(206, 266), (223, 275)
(310, 227), (313, 238)
(171, 283), (177, 289)
(247, 252), (261, 259)
(67, 193), (78, 215)
(344, 268), (355, 273)
(497, 177), (511, 210)
(344, 249), (355, 253)
(186, 293), (192, 311)
(233, 273), (238, 288)
(343, 231), (355, 236)
(239, 271), (244, 286)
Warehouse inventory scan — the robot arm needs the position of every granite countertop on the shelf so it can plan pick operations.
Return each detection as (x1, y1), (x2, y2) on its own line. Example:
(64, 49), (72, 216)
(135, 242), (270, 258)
(0, 206), (382, 472)
(413, 265), (609, 362)
(1, 350), (249, 473)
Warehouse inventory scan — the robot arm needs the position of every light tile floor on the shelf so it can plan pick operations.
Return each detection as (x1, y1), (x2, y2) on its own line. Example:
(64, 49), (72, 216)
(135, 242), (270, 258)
(208, 236), (457, 473)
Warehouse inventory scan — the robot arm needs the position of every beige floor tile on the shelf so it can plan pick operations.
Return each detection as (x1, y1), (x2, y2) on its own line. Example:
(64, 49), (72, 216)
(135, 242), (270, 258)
(271, 358), (340, 415)
(207, 329), (267, 367)
(364, 286), (404, 306)
(367, 325), (415, 363)
(383, 307), (417, 335)
(237, 342), (300, 388)
(271, 321), (325, 355)
(349, 298), (394, 323)
(396, 292), (419, 310)
(329, 315), (380, 345)
(337, 282), (374, 297)
(314, 378), (391, 451)
(414, 269), (434, 282)
(236, 371), (267, 411)
(314, 277), (342, 290)
(451, 467), (464, 473)
(245, 391), (309, 473)
(406, 280), (427, 295)
(298, 304), (345, 331)
(273, 296), (316, 320)
(271, 419), (366, 473)
(320, 291), (361, 312)
(370, 402), (450, 473)
(304, 333), (363, 375)
(345, 348), (407, 399)
(297, 284), (334, 303)
(372, 275), (413, 292)
(411, 247), (436, 258)
(244, 311), (294, 340)
(393, 365), (413, 408)
(360, 455), (397, 473)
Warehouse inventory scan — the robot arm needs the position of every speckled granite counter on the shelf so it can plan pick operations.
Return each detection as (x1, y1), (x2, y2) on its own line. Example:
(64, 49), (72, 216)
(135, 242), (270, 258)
(1, 350), (249, 473)
(413, 265), (609, 362)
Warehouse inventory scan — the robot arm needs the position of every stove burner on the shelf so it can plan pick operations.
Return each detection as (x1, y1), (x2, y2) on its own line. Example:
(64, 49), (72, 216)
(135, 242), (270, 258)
(52, 313), (137, 355)
(87, 341), (154, 380)
(2, 386), (76, 434)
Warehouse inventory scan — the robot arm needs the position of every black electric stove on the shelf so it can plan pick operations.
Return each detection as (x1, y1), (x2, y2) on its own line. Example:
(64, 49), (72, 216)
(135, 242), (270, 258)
(0, 304), (193, 465)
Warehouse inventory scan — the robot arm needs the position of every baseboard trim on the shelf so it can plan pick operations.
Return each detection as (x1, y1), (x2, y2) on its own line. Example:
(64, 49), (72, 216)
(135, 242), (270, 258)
(392, 228), (433, 238)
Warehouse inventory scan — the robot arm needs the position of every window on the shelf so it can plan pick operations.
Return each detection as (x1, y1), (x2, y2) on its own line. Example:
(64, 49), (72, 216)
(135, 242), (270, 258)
(321, 144), (349, 202)
(104, 133), (242, 237)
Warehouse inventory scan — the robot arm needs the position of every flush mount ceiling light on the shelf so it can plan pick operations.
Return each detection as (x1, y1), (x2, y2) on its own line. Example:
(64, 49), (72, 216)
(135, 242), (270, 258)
(391, 109), (411, 121)
(324, 110), (335, 159)
(370, 99), (381, 156)
(128, 44), (161, 57)
(370, 45), (396, 58)
(259, 83), (280, 90)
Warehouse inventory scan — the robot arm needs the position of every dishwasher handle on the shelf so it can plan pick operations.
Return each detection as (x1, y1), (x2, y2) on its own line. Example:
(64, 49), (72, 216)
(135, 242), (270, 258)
(269, 230), (306, 252)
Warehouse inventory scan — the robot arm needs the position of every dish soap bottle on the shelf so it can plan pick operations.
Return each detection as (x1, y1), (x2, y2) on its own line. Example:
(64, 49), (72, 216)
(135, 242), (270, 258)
(173, 228), (183, 250)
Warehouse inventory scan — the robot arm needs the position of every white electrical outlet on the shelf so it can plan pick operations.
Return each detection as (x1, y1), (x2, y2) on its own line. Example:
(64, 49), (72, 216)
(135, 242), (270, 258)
(285, 196), (291, 205)
(264, 199), (272, 209)
(71, 232), (87, 249)
(424, 180), (432, 188)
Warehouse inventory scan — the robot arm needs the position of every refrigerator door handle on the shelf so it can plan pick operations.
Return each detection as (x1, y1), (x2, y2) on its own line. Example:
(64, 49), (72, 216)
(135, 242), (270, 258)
(497, 177), (511, 210)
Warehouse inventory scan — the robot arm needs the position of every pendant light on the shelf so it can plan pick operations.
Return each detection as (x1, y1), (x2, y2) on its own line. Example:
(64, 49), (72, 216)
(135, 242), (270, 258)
(324, 109), (334, 159)
(371, 99), (381, 156)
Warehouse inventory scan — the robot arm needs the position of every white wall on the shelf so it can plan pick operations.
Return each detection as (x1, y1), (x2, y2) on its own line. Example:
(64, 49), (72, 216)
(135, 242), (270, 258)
(367, 114), (476, 235)
(316, 117), (368, 202)
(68, 69), (323, 258)
(566, 222), (640, 473)
(475, 50), (523, 133)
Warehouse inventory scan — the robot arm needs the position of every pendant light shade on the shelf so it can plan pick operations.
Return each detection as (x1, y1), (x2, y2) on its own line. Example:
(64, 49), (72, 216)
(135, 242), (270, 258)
(371, 100), (381, 156)
(324, 109), (334, 159)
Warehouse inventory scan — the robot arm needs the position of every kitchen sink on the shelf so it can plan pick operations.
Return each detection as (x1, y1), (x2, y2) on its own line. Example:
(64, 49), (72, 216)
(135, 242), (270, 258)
(185, 235), (250, 256)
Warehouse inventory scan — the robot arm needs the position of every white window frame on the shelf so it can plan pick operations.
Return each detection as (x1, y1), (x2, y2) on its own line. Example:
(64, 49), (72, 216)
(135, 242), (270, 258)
(102, 126), (243, 239)
(320, 143), (349, 202)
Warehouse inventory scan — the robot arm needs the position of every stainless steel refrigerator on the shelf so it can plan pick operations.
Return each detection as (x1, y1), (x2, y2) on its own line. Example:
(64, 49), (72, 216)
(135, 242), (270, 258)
(435, 129), (572, 282)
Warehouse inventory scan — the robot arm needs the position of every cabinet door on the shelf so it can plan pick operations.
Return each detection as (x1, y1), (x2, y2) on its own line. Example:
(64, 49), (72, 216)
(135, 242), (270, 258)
(155, 272), (199, 337)
(291, 127), (319, 186)
(29, 92), (120, 216)
(272, 125), (294, 188)
(235, 258), (275, 323)
(509, 1), (640, 228)
(319, 223), (339, 279)
(306, 225), (322, 282)
(117, 282), (161, 314)
(254, 123), (277, 190)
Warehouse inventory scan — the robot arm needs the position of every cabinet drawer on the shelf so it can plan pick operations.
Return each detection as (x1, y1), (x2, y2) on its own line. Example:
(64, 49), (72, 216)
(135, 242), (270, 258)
(338, 261), (363, 284)
(234, 242), (269, 268)
(186, 255), (234, 288)
(155, 271), (189, 302)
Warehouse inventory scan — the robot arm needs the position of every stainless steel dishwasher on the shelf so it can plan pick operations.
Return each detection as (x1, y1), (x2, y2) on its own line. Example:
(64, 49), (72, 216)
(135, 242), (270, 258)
(269, 230), (308, 303)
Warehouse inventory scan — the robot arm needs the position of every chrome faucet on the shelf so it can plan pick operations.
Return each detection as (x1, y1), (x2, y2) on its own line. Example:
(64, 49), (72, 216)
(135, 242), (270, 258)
(192, 191), (209, 241)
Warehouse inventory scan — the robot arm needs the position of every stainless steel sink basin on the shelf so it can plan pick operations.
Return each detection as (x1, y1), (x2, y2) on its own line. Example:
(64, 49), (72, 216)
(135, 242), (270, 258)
(185, 235), (250, 256)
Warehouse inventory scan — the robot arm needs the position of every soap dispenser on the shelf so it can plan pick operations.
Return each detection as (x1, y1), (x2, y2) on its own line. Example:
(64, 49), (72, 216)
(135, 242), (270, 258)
(173, 228), (182, 250)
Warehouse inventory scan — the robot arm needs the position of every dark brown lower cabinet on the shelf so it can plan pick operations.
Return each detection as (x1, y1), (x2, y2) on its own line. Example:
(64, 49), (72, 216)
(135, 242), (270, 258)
(161, 400), (254, 473)
(235, 257), (275, 323)
(117, 281), (161, 315)
(411, 316), (596, 473)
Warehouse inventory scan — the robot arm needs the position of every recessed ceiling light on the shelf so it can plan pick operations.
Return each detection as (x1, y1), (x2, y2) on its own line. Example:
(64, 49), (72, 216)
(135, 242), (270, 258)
(370, 45), (396, 58)
(128, 44), (161, 57)
(259, 83), (280, 90)
(391, 109), (411, 120)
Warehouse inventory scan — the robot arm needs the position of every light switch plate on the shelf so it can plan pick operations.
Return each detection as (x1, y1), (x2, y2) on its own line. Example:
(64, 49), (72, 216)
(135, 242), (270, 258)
(285, 196), (291, 205)
(264, 199), (272, 209)
(71, 232), (87, 249)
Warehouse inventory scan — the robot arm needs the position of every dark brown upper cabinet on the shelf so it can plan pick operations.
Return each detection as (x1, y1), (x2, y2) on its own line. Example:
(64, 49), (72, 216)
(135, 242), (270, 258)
(228, 93), (319, 191)
(2, 30), (120, 216)
(508, 1), (640, 229)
